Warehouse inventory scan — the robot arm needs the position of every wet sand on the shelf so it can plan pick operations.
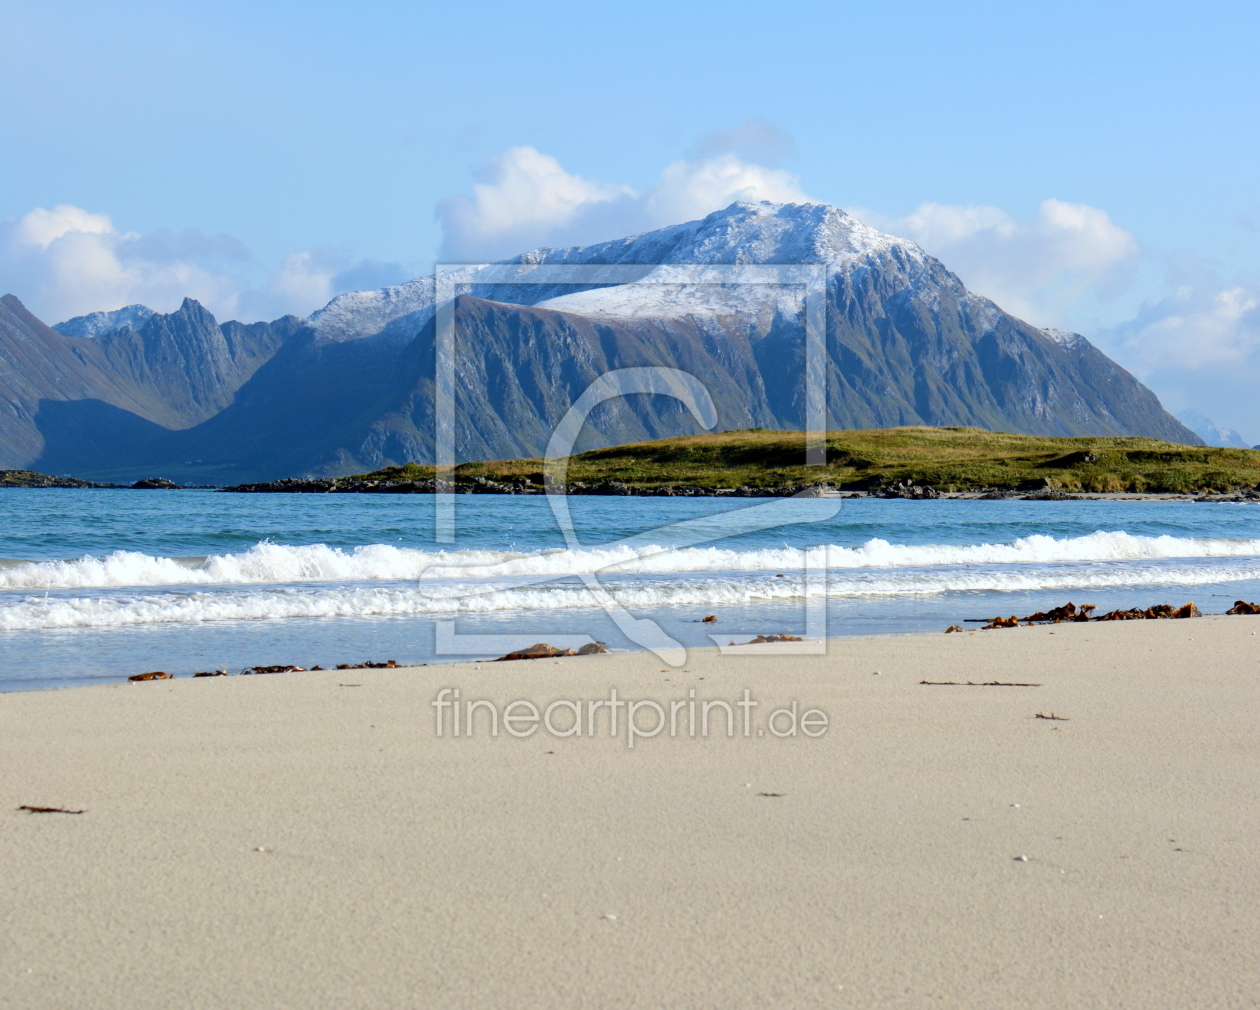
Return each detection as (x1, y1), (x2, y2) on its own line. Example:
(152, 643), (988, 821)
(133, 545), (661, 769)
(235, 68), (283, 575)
(2, 617), (1258, 1008)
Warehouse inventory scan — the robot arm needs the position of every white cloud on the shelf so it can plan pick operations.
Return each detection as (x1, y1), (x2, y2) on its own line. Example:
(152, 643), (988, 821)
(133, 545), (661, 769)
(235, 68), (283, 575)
(0, 204), (409, 326)
(435, 148), (633, 262)
(646, 154), (808, 232)
(1114, 283), (1260, 370)
(11, 204), (114, 249)
(436, 146), (809, 260)
(264, 251), (343, 315)
(1103, 280), (1260, 443)
(2, 204), (252, 323)
(864, 199), (1140, 325)
(3, 142), (811, 321)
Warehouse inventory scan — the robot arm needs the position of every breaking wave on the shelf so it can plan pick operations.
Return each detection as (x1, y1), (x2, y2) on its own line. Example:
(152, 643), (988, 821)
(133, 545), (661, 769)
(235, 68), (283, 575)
(4, 560), (1260, 631)
(1, 531), (1260, 591)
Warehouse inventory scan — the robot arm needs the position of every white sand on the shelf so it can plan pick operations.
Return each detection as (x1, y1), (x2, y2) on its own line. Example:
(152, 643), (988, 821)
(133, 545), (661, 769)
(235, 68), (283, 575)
(2, 617), (1259, 1009)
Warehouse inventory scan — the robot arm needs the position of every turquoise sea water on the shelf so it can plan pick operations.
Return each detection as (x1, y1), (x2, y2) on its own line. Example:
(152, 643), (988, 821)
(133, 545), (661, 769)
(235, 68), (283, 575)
(1, 489), (1258, 690)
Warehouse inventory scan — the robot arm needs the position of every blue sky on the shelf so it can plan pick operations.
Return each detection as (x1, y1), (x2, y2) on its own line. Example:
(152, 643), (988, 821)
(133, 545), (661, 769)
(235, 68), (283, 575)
(3, 0), (1259, 439)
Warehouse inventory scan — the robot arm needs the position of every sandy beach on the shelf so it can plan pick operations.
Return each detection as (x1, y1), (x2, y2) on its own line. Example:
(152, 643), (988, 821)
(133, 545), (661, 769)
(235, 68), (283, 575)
(3, 617), (1258, 1009)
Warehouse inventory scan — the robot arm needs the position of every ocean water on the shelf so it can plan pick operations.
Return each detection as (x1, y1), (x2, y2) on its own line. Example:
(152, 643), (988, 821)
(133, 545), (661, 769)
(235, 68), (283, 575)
(1, 488), (1258, 690)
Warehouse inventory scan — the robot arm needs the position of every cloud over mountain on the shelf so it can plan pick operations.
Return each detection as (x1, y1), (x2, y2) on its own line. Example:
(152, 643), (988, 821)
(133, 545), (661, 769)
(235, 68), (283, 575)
(1116, 282), (1259, 370)
(1, 204), (249, 323)
(435, 146), (809, 261)
(862, 199), (1140, 326)
(0, 205), (408, 326)
(1105, 278), (1260, 440)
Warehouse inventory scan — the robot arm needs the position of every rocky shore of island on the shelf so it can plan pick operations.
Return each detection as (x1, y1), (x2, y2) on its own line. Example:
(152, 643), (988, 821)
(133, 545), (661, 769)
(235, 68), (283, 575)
(5, 467), (1258, 501)
(217, 476), (848, 497)
(214, 476), (1260, 502)
(0, 471), (209, 490)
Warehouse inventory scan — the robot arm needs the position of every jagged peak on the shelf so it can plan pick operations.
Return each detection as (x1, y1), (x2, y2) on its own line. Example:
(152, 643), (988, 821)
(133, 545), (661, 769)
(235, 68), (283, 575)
(168, 297), (216, 323)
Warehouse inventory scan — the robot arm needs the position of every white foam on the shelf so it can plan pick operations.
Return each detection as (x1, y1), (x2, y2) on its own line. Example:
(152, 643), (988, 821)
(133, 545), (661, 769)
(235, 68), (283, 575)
(3, 560), (1258, 632)
(2, 531), (1258, 592)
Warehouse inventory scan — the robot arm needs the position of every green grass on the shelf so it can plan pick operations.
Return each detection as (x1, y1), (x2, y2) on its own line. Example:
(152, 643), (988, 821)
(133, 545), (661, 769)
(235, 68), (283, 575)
(346, 427), (1260, 494)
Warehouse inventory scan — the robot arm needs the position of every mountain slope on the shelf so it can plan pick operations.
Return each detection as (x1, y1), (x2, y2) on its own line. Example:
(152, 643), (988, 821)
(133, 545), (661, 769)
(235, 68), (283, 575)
(0, 294), (301, 473)
(0, 294), (161, 467)
(90, 298), (300, 426)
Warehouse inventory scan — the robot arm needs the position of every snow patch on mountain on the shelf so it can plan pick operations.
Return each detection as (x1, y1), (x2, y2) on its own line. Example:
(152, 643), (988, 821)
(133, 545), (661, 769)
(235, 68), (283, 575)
(305, 202), (930, 339)
(54, 304), (155, 339)
(1042, 327), (1093, 351)
(962, 295), (1001, 335)
(520, 200), (924, 270)
(537, 280), (803, 320)
(526, 202), (935, 322)
(306, 278), (436, 346)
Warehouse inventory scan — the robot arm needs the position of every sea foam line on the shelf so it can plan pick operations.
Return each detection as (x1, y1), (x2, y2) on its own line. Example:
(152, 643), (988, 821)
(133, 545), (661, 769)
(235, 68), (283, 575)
(3, 561), (1260, 631)
(1, 531), (1260, 592)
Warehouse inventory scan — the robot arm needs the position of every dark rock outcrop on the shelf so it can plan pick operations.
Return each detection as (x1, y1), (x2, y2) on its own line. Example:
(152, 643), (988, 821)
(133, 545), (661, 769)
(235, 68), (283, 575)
(1095, 602), (1201, 620)
(131, 477), (182, 489)
(1195, 489), (1260, 502)
(217, 476), (842, 497)
(222, 477), (338, 493)
(0, 468), (122, 488)
(874, 481), (941, 499)
(977, 600), (1201, 627)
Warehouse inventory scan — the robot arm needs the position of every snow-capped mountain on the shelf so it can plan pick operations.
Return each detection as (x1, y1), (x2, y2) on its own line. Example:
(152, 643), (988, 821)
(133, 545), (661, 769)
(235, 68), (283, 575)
(1177, 409), (1249, 448)
(53, 303), (155, 339)
(307, 202), (926, 340)
(0, 201), (1201, 482)
(513, 200), (915, 270)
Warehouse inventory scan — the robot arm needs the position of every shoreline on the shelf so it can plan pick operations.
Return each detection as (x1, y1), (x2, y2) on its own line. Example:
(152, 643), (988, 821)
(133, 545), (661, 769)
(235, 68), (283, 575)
(5, 483), (1256, 502)
(3, 618), (1258, 1007)
(9, 602), (1260, 696)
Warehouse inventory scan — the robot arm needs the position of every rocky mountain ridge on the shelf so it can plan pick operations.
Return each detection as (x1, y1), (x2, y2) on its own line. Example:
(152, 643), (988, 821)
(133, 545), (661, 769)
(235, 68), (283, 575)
(0, 294), (302, 476)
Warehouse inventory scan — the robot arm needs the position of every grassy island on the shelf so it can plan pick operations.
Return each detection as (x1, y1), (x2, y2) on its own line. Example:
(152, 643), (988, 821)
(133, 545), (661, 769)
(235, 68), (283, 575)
(348, 427), (1260, 494)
